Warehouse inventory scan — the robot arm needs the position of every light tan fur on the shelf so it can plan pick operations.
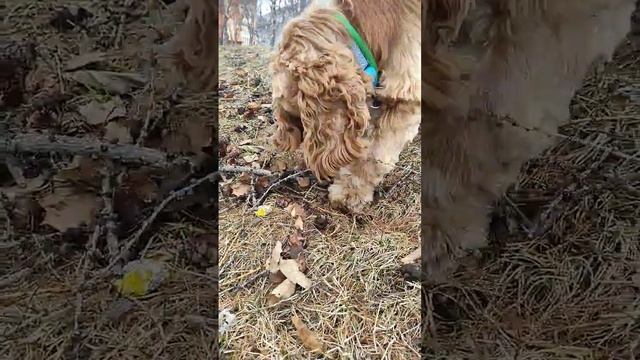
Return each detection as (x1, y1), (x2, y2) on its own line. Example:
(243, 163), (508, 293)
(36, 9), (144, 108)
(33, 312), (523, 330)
(424, 0), (636, 281)
(271, 0), (421, 211)
(161, 0), (217, 92)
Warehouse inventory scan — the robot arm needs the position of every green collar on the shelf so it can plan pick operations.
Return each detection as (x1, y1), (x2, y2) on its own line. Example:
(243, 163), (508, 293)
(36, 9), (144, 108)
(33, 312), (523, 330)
(334, 12), (379, 86)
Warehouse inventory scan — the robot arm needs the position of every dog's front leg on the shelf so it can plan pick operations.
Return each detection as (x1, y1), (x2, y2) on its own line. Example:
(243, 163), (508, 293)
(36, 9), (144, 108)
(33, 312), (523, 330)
(328, 103), (420, 212)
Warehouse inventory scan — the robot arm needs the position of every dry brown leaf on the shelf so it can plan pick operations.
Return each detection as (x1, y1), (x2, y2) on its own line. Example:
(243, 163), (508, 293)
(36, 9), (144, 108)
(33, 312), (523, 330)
(272, 159), (288, 172)
(230, 183), (251, 197)
(287, 232), (305, 260)
(39, 190), (101, 232)
(269, 270), (286, 284)
(54, 156), (104, 190)
(400, 248), (421, 264)
(64, 52), (108, 71)
(285, 203), (305, 218)
(255, 176), (271, 193)
(296, 177), (310, 188)
(243, 153), (258, 163)
(279, 259), (312, 290)
(0, 175), (47, 200)
(267, 279), (296, 305)
(78, 99), (126, 125)
(104, 120), (133, 144)
(294, 216), (304, 231)
(268, 241), (283, 273)
(161, 117), (211, 154)
(68, 70), (147, 94)
(291, 315), (324, 354)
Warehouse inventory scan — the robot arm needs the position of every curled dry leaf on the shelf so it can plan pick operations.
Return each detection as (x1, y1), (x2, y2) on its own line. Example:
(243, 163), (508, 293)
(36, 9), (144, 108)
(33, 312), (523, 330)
(291, 315), (324, 354)
(285, 203), (305, 218)
(296, 177), (310, 188)
(279, 259), (312, 290)
(268, 240), (283, 273)
(231, 182), (251, 197)
(267, 279), (296, 305)
(294, 216), (304, 231)
(400, 248), (421, 265)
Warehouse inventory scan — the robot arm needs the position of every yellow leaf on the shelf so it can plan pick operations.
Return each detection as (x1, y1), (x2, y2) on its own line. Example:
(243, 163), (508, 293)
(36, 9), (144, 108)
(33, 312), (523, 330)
(113, 260), (166, 297)
(115, 268), (153, 297)
(255, 205), (272, 217)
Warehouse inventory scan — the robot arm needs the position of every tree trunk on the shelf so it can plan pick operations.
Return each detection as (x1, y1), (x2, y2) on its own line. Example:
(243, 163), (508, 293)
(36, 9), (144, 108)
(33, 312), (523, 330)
(270, 0), (277, 47)
(219, 0), (227, 44)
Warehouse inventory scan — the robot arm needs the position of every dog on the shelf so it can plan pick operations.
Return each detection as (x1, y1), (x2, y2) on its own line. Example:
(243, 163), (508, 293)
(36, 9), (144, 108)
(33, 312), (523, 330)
(270, 0), (421, 212)
(423, 0), (636, 281)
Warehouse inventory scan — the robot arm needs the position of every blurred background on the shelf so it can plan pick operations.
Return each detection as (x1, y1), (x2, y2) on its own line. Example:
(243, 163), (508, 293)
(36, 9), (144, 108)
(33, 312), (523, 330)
(219, 0), (308, 47)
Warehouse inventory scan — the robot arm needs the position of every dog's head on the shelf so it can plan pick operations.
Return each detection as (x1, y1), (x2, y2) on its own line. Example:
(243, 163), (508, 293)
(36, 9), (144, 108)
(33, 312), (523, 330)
(270, 9), (373, 181)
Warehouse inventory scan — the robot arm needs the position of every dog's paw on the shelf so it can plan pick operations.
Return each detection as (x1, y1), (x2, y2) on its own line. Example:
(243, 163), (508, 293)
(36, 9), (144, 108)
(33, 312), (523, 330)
(422, 225), (461, 285)
(328, 178), (374, 213)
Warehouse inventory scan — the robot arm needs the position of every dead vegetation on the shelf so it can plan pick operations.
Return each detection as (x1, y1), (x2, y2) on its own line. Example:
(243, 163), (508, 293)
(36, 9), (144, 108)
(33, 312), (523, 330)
(1, 1), (215, 359)
(218, 45), (421, 359)
(424, 31), (640, 359)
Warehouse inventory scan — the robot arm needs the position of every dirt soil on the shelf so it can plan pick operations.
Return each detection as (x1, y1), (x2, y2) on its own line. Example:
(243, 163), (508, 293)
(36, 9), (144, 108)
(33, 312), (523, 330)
(218, 45), (421, 359)
(424, 29), (640, 359)
(1, 1), (215, 359)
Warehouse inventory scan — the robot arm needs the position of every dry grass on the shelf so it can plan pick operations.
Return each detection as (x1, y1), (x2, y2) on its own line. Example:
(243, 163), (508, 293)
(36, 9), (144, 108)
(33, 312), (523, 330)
(425, 35), (640, 359)
(1, 1), (214, 359)
(218, 46), (421, 359)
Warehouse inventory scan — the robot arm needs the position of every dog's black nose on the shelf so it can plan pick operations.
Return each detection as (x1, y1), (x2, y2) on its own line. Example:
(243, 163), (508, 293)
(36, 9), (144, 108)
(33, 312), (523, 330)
(370, 98), (382, 109)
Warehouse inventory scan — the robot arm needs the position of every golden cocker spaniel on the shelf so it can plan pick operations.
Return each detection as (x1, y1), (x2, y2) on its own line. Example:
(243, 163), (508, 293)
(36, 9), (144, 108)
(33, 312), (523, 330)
(270, 0), (421, 212)
(424, 0), (636, 281)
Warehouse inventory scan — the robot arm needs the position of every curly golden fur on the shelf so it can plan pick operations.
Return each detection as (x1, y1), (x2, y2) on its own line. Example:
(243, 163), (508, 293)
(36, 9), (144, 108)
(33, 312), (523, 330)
(271, 0), (421, 211)
(423, 0), (636, 281)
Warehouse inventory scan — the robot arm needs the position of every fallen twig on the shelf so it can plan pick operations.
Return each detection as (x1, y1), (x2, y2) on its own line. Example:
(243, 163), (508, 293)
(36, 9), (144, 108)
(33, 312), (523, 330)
(227, 270), (269, 295)
(108, 171), (219, 268)
(253, 169), (310, 208)
(0, 133), (172, 168)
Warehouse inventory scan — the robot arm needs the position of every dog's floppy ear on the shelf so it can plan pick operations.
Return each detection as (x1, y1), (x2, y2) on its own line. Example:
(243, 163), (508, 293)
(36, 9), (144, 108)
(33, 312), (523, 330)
(269, 11), (373, 180)
(285, 49), (370, 181)
(272, 97), (304, 152)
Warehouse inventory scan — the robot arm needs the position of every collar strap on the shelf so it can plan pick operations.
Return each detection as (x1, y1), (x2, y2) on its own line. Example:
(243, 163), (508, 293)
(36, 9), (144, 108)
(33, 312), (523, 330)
(333, 12), (379, 87)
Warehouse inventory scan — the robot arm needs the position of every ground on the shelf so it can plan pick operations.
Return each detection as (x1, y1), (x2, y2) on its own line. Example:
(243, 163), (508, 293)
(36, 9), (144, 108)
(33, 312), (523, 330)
(218, 46), (421, 359)
(1, 2), (215, 359)
(424, 32), (640, 358)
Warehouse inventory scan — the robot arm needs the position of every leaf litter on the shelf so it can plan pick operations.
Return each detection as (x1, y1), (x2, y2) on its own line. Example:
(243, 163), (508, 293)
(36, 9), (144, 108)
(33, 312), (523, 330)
(1, 1), (215, 358)
(219, 46), (421, 357)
